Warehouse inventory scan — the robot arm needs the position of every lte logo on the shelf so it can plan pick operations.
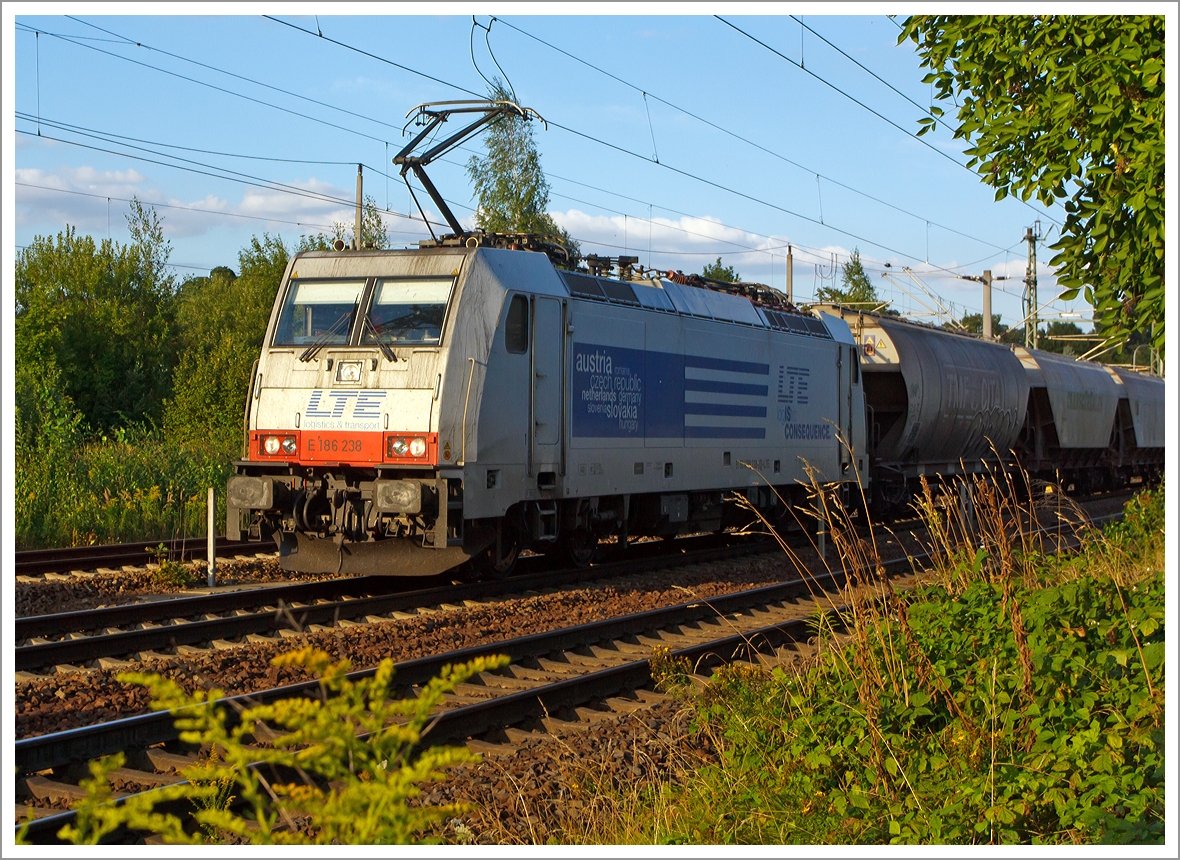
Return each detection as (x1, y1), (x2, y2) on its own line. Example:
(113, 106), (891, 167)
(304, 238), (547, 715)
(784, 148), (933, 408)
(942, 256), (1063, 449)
(777, 366), (810, 405)
(306, 390), (386, 419)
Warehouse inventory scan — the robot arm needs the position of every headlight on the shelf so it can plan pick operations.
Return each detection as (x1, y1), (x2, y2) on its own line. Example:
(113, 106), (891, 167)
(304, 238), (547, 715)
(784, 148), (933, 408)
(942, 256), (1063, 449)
(261, 435), (296, 456)
(409, 437), (426, 457)
(390, 438), (408, 456)
(336, 361), (362, 383)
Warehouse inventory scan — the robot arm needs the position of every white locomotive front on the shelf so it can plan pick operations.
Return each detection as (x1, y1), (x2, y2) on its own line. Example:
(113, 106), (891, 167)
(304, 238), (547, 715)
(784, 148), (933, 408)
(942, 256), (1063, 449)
(227, 242), (867, 577)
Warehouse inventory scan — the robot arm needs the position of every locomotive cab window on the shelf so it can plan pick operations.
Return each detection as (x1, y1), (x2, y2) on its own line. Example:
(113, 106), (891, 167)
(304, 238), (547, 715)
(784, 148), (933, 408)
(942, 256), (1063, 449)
(361, 277), (454, 346)
(273, 279), (367, 346)
(505, 294), (529, 354)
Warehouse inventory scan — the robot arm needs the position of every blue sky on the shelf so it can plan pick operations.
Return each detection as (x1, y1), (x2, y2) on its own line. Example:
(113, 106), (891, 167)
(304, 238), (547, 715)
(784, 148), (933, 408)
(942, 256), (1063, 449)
(5, 5), (1140, 332)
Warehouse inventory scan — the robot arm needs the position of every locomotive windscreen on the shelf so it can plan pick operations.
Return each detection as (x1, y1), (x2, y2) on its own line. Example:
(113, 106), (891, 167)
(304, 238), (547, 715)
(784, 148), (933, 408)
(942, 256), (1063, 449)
(273, 279), (366, 346)
(361, 276), (455, 345)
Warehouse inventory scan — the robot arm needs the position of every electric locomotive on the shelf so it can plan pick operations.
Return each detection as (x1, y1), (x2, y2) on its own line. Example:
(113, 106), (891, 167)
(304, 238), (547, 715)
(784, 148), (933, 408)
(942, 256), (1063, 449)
(225, 240), (866, 577)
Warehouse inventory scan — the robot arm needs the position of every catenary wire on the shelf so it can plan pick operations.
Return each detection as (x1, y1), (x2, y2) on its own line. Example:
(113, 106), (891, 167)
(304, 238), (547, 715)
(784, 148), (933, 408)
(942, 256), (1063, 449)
(16, 23), (393, 146)
(491, 15), (1010, 253)
(16, 118), (1026, 294)
(13, 111), (357, 167)
(14, 127), (449, 233)
(14, 182), (429, 238)
(257, 15), (963, 265)
(16, 116), (387, 214)
(33, 16), (1009, 273)
(791, 16), (939, 123)
(715, 15), (1063, 228)
(262, 15), (484, 99)
(795, 15), (1069, 219)
(64, 16), (411, 136)
(18, 21), (1052, 300)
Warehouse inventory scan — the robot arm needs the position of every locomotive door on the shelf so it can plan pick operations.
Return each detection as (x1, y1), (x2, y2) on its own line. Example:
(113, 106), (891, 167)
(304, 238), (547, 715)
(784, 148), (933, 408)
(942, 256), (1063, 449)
(838, 346), (851, 472)
(531, 296), (564, 476)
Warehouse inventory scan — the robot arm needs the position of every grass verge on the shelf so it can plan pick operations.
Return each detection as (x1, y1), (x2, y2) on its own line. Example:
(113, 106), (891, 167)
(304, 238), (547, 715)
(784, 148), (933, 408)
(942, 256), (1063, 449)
(15, 424), (238, 549)
(561, 477), (1165, 844)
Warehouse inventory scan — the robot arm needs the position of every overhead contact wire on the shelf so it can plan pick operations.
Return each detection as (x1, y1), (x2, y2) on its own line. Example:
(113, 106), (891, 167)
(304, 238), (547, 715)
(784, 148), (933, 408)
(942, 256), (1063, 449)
(19, 23), (392, 145)
(14, 128), (449, 233)
(23, 18), (1032, 280)
(494, 15), (1011, 251)
(64, 16), (409, 135)
(257, 16), (937, 265)
(716, 16), (1062, 228)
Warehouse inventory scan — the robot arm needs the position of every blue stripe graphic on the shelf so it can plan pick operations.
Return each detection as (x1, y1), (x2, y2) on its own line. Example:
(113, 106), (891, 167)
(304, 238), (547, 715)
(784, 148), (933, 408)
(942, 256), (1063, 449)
(685, 378), (768, 396)
(684, 403), (767, 417)
(684, 426), (767, 439)
(685, 355), (770, 375)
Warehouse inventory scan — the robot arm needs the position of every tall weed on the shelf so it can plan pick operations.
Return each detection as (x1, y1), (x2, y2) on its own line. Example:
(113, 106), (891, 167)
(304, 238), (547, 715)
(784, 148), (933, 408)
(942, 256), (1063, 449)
(15, 421), (237, 549)
(569, 477), (1165, 845)
(49, 647), (510, 844)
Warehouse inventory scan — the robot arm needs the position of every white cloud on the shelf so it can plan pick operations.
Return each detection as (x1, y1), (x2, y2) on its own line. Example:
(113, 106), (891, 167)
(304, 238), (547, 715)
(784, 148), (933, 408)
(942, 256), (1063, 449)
(14, 165), (369, 241)
(14, 166), (150, 234)
(237, 177), (351, 216)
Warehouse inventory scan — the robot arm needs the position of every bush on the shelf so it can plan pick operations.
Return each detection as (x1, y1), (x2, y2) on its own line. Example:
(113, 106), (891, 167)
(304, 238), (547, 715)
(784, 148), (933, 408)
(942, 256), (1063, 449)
(52, 647), (510, 845)
(569, 483), (1165, 845)
(14, 422), (237, 549)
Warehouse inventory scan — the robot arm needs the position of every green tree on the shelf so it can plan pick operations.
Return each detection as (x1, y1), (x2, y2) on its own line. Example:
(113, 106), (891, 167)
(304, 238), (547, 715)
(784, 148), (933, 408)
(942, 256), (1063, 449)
(702, 257), (740, 282)
(1039, 320), (1084, 355)
(15, 199), (178, 432)
(465, 81), (577, 255)
(959, 312), (1009, 338)
(900, 15), (1165, 358)
(816, 248), (878, 306)
(164, 235), (288, 447)
(299, 194), (389, 251)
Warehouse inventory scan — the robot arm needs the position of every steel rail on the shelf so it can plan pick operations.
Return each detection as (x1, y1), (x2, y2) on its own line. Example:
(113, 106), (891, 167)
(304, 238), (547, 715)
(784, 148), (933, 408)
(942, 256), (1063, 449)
(16, 536), (266, 578)
(15, 534), (779, 673)
(15, 510), (1122, 842)
(14, 550), (860, 774)
(17, 607), (824, 845)
(15, 531), (764, 639)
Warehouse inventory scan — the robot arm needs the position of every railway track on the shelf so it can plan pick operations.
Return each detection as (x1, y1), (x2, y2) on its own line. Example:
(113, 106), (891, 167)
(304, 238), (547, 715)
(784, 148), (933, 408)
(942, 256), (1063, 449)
(13, 491), (1131, 842)
(16, 506), (1123, 843)
(14, 533), (776, 675)
(16, 549), (894, 843)
(16, 486), (1132, 676)
(16, 486), (1133, 582)
(15, 536), (265, 579)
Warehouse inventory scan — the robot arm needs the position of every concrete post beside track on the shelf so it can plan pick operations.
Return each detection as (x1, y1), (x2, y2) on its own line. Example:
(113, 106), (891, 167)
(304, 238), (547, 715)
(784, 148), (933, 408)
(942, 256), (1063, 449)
(207, 487), (216, 588)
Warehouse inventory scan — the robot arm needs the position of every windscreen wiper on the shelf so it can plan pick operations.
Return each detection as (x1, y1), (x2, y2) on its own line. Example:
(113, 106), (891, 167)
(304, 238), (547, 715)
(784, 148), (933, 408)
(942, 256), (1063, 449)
(299, 306), (356, 363)
(364, 314), (397, 362)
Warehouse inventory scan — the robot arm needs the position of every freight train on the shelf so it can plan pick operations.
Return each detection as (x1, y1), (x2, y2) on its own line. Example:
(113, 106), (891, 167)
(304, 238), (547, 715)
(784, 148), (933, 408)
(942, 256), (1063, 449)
(224, 237), (1164, 578)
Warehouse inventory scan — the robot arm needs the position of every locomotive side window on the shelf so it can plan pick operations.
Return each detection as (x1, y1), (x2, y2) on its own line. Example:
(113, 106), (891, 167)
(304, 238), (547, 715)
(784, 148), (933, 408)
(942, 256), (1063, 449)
(505, 294), (529, 354)
(361, 277), (454, 345)
(273, 279), (366, 346)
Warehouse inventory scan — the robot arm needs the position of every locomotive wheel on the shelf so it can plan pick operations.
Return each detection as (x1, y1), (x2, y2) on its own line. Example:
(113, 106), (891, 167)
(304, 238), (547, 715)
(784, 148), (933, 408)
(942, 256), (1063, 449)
(560, 526), (598, 568)
(466, 516), (524, 581)
(483, 531), (521, 579)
